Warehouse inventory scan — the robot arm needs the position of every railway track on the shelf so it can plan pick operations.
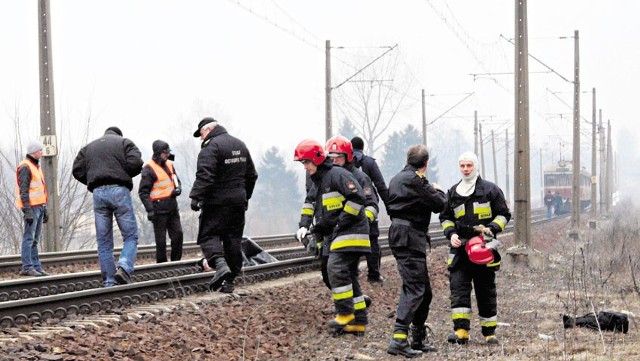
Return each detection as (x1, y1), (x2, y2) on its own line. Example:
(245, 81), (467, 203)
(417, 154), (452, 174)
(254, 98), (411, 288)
(0, 209), (550, 328)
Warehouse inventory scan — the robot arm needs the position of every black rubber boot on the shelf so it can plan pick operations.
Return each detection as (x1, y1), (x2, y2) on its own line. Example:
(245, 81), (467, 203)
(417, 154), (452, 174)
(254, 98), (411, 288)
(387, 338), (423, 358)
(447, 328), (469, 345)
(410, 325), (437, 352)
(208, 258), (231, 291)
(363, 295), (372, 308)
(220, 279), (234, 293)
(343, 324), (366, 337)
(327, 314), (355, 334)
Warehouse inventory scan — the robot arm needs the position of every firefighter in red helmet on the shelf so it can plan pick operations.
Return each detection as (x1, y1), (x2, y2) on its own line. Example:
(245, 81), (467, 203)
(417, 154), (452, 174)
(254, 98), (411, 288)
(294, 139), (371, 336)
(439, 151), (511, 345)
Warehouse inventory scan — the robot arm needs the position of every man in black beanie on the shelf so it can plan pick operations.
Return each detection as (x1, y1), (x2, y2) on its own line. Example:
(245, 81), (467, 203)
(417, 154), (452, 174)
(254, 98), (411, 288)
(350, 136), (389, 284)
(139, 140), (184, 263)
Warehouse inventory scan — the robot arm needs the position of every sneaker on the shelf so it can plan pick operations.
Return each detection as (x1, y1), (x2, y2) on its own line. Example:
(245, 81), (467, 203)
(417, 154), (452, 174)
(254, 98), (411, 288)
(220, 280), (235, 293)
(37, 270), (50, 276)
(19, 269), (43, 277)
(114, 267), (132, 285)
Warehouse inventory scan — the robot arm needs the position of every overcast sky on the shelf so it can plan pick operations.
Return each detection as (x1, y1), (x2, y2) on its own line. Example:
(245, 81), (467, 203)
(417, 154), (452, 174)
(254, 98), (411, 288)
(1, 0), (638, 188)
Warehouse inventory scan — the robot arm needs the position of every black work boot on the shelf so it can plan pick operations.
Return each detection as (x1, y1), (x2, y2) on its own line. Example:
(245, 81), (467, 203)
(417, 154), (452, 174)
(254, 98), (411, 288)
(208, 258), (231, 291)
(410, 324), (437, 352)
(220, 279), (235, 293)
(387, 337), (423, 358)
(342, 324), (366, 337)
(447, 328), (469, 345)
(363, 295), (372, 308)
(327, 313), (355, 334)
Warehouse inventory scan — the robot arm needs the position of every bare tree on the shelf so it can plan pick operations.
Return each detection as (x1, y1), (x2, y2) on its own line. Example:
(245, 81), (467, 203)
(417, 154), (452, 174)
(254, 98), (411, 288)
(334, 50), (415, 157)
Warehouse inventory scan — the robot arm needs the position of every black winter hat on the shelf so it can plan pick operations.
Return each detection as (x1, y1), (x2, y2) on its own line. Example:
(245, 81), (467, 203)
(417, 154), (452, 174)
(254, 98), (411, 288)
(193, 117), (217, 137)
(152, 140), (171, 156)
(105, 126), (123, 136)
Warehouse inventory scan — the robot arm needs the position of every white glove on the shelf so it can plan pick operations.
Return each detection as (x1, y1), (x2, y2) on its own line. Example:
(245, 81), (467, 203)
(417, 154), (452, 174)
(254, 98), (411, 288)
(296, 227), (308, 242)
(450, 234), (462, 248)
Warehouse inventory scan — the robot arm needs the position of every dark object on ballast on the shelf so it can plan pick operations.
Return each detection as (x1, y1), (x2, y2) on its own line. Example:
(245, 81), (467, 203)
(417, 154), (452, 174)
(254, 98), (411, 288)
(563, 311), (629, 333)
(241, 236), (278, 267)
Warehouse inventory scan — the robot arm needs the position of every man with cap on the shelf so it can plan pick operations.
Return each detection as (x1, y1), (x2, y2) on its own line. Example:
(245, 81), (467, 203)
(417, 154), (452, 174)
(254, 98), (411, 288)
(350, 136), (388, 284)
(439, 151), (511, 345)
(190, 117), (258, 294)
(72, 127), (143, 287)
(16, 140), (49, 277)
(138, 140), (184, 263)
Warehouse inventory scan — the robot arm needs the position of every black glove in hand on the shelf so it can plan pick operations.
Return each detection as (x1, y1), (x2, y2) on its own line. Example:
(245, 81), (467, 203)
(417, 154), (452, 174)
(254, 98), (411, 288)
(42, 207), (49, 224)
(147, 211), (155, 222)
(171, 187), (182, 197)
(190, 199), (201, 212)
(22, 208), (34, 225)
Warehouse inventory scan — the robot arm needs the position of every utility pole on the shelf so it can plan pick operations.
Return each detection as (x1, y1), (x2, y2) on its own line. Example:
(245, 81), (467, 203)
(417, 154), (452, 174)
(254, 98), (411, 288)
(325, 40), (332, 141)
(570, 30), (580, 238)
(513, 0), (532, 248)
(589, 88), (597, 228)
(38, 0), (60, 252)
(598, 109), (605, 215)
(491, 129), (498, 185)
(422, 89), (428, 179)
(505, 129), (510, 207)
(474, 110), (478, 155)
(479, 123), (486, 177)
(539, 148), (543, 206)
(606, 120), (613, 212)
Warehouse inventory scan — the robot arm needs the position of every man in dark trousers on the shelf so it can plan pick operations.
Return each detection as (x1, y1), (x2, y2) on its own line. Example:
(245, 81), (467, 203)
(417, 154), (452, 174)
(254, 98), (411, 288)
(440, 151), (511, 345)
(72, 127), (143, 287)
(350, 136), (388, 284)
(16, 140), (49, 277)
(139, 140), (184, 263)
(190, 117), (258, 294)
(544, 190), (554, 219)
(386, 145), (446, 358)
(294, 138), (370, 336)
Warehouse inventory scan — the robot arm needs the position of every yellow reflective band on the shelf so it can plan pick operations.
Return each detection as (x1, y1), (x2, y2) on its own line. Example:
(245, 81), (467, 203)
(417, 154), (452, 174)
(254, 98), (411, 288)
(392, 333), (408, 340)
(330, 238), (371, 250)
(454, 204), (465, 219)
(452, 313), (472, 320)
(474, 202), (492, 220)
(333, 289), (354, 301)
(365, 210), (375, 222)
(442, 220), (454, 230)
(480, 320), (498, 327)
(343, 201), (362, 216)
(354, 300), (366, 310)
(487, 261), (500, 267)
(447, 254), (454, 265)
(322, 192), (346, 211)
(301, 208), (313, 216)
(492, 215), (507, 230)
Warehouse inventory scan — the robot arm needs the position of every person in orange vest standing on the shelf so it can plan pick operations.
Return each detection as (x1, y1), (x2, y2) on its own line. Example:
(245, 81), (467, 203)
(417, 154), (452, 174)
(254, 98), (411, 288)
(16, 140), (49, 277)
(138, 140), (184, 263)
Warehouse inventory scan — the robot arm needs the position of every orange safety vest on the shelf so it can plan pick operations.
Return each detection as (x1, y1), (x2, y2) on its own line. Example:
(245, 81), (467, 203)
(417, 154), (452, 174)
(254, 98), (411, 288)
(15, 159), (48, 208)
(147, 160), (176, 201)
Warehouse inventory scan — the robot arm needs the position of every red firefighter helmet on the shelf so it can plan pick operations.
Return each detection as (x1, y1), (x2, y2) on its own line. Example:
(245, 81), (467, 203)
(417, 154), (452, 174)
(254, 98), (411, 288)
(325, 135), (354, 162)
(465, 236), (494, 265)
(294, 139), (326, 166)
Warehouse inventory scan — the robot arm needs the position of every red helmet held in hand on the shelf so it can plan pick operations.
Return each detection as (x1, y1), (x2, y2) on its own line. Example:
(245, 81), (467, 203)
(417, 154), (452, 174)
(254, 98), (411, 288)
(294, 139), (326, 165)
(325, 135), (354, 162)
(465, 236), (494, 265)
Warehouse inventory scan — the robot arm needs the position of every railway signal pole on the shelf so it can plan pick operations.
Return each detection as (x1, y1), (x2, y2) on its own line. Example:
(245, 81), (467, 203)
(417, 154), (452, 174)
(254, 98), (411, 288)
(38, 0), (60, 252)
(569, 30), (581, 239)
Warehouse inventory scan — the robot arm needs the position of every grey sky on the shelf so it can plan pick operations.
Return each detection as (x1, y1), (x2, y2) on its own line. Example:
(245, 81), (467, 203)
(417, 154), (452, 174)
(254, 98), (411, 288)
(1, 0), (637, 189)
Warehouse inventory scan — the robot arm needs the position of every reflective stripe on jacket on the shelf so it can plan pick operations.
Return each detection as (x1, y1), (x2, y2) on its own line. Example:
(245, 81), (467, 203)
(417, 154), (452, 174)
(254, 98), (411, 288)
(147, 160), (176, 201)
(15, 159), (47, 208)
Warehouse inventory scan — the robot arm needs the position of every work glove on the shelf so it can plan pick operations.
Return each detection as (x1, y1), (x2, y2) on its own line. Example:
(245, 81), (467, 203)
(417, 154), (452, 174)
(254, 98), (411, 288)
(450, 233), (461, 248)
(42, 207), (49, 224)
(473, 224), (494, 238)
(304, 233), (322, 257)
(171, 187), (182, 197)
(147, 211), (155, 222)
(295, 227), (308, 243)
(22, 207), (34, 225)
(190, 199), (201, 212)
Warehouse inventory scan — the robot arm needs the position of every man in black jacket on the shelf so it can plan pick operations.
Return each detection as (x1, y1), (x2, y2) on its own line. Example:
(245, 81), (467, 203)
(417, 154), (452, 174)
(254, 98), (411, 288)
(350, 136), (388, 284)
(386, 145), (446, 358)
(139, 140), (184, 263)
(72, 127), (143, 287)
(190, 117), (258, 294)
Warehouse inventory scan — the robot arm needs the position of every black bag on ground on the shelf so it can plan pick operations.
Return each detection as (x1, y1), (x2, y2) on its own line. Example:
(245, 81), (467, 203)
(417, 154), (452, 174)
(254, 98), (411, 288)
(563, 311), (629, 333)
(242, 237), (278, 267)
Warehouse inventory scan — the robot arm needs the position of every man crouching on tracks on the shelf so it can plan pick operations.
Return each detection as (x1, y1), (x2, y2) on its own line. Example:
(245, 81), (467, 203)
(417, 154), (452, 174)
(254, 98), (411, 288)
(72, 127), (143, 287)
(385, 145), (446, 358)
(439, 151), (510, 345)
(190, 117), (258, 294)
(293, 139), (371, 336)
